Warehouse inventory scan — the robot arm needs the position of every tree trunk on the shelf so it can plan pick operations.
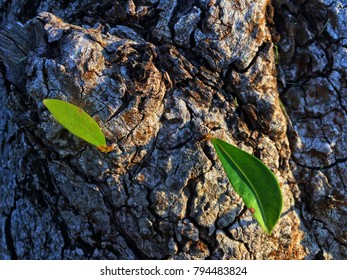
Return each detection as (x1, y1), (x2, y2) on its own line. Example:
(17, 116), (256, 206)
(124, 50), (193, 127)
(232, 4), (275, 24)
(0, 0), (345, 259)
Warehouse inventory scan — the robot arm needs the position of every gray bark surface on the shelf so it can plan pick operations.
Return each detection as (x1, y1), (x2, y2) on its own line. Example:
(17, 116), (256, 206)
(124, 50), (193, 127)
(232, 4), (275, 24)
(0, 0), (345, 259)
(273, 0), (347, 259)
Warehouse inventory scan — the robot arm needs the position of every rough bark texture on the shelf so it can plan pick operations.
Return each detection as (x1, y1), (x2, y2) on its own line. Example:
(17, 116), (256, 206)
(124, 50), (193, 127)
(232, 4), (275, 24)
(0, 0), (345, 259)
(273, 0), (347, 259)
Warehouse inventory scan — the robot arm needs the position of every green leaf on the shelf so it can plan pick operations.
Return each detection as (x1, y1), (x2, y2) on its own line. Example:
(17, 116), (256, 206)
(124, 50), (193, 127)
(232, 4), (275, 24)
(43, 99), (110, 151)
(210, 137), (282, 234)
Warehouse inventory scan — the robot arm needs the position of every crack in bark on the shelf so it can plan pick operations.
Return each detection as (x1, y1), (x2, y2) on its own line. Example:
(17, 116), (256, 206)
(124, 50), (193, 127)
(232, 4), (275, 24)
(4, 206), (18, 259)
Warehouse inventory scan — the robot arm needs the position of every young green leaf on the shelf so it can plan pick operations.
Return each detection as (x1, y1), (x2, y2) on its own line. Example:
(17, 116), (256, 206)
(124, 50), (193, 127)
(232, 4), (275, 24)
(43, 99), (112, 152)
(210, 137), (282, 234)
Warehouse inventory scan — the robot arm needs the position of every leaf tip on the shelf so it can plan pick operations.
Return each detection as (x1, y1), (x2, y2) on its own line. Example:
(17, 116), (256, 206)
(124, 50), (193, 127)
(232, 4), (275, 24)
(43, 99), (49, 107)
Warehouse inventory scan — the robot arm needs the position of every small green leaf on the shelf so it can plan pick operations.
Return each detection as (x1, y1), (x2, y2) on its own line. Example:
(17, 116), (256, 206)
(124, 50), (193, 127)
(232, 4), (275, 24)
(210, 137), (282, 234)
(43, 99), (109, 151)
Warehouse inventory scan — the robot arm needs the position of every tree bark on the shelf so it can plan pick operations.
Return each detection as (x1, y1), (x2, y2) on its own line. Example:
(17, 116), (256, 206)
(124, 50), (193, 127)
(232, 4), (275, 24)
(0, 0), (345, 259)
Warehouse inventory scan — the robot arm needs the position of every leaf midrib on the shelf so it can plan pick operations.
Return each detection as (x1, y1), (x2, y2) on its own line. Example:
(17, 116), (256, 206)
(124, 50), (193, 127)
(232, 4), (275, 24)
(77, 118), (105, 146)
